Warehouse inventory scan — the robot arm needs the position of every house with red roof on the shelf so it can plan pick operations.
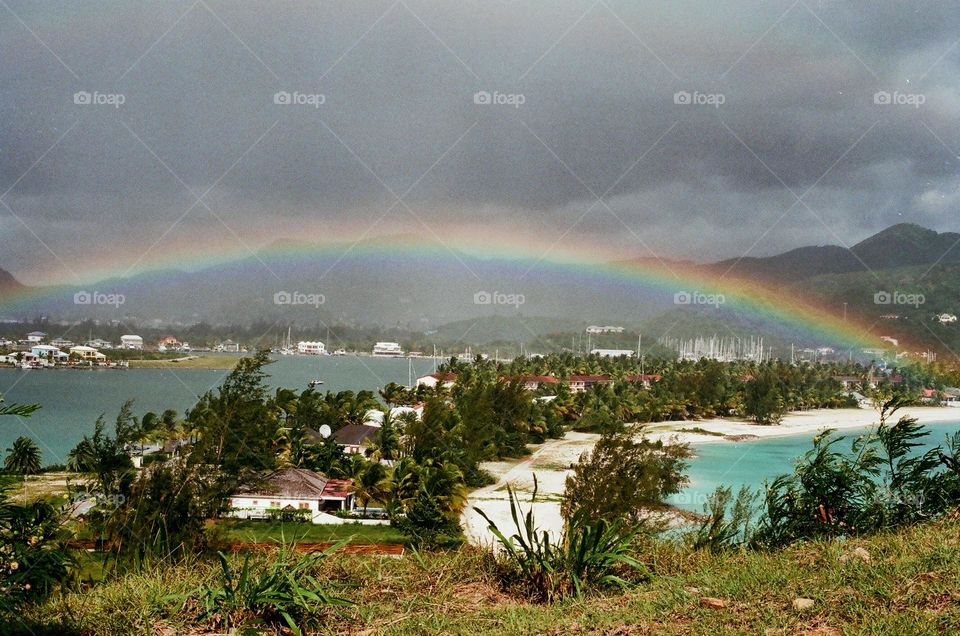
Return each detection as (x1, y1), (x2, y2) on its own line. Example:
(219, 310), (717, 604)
(228, 467), (355, 524)
(568, 374), (612, 393)
(623, 373), (662, 388)
(416, 372), (458, 389)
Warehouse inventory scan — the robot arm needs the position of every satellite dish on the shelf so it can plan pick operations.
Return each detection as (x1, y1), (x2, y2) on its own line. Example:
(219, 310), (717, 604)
(318, 424), (332, 438)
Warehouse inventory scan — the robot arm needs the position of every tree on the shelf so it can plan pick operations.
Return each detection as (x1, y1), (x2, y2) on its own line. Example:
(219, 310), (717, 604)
(561, 429), (691, 528)
(4, 437), (42, 475)
(743, 369), (786, 424)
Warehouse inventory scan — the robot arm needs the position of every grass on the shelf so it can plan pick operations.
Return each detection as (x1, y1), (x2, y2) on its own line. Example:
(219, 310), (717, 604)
(209, 519), (406, 546)
(13, 517), (960, 635)
(126, 355), (244, 369)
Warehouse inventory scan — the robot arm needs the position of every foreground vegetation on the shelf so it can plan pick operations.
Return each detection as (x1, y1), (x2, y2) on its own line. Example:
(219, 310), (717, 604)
(7, 517), (957, 635)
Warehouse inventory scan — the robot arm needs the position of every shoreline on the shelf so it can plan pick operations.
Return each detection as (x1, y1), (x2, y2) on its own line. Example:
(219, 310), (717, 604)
(463, 407), (960, 546)
(645, 406), (960, 445)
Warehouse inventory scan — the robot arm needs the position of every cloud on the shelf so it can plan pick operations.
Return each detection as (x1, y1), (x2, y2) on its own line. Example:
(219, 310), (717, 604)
(1, 0), (959, 280)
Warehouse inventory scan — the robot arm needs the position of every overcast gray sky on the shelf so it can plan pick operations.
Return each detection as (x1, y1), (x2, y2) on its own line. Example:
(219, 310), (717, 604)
(2, 1), (959, 284)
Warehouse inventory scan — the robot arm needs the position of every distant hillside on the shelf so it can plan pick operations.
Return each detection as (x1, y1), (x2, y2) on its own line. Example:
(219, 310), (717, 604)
(0, 268), (24, 294)
(714, 224), (960, 282)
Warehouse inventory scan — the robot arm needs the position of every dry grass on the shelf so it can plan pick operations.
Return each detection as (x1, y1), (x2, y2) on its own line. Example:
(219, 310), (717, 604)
(12, 519), (960, 635)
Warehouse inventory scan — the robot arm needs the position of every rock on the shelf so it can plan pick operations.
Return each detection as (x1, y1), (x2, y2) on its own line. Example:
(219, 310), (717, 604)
(793, 597), (815, 611)
(700, 597), (728, 609)
(839, 547), (871, 563)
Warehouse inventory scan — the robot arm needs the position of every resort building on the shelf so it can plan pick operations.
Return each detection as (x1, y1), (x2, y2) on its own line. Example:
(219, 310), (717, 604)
(30, 344), (69, 361)
(372, 342), (404, 357)
(297, 340), (326, 355)
(69, 345), (107, 362)
(590, 348), (635, 357)
(120, 335), (144, 349)
(503, 375), (560, 391)
(416, 372), (457, 389)
(568, 374), (613, 393)
(228, 468), (355, 524)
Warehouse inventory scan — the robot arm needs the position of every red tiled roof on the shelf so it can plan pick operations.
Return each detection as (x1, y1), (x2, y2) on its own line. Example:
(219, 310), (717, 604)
(502, 375), (559, 384)
(321, 479), (354, 499)
(624, 373), (662, 382)
(568, 374), (611, 382)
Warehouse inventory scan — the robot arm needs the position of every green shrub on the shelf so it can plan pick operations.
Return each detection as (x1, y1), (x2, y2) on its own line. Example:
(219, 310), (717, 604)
(476, 477), (646, 603)
(181, 546), (349, 635)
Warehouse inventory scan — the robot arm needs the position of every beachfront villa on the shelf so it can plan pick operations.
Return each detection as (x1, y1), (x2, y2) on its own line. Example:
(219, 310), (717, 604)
(297, 340), (326, 355)
(372, 341), (403, 357)
(30, 344), (69, 361)
(69, 345), (107, 362)
(416, 372), (457, 389)
(120, 335), (144, 349)
(228, 468), (355, 524)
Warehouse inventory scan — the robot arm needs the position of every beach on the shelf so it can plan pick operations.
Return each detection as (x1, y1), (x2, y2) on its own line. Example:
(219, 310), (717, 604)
(463, 407), (960, 546)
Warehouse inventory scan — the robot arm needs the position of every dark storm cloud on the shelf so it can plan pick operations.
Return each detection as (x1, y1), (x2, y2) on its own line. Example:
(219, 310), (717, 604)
(1, 0), (959, 276)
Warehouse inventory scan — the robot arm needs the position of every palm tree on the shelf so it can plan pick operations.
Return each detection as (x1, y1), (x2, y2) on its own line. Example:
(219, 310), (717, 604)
(67, 438), (96, 472)
(355, 462), (389, 513)
(4, 436), (42, 475)
(0, 393), (40, 418)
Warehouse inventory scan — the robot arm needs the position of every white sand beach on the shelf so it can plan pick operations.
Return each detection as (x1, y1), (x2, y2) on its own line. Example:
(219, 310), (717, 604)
(462, 407), (960, 546)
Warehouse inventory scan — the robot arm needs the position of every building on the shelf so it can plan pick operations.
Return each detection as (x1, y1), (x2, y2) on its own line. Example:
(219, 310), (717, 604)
(416, 372), (457, 389)
(372, 341), (404, 357)
(49, 337), (75, 348)
(503, 375), (560, 391)
(217, 339), (240, 352)
(332, 423), (380, 455)
(25, 331), (46, 343)
(624, 373), (662, 388)
(30, 344), (68, 361)
(937, 313), (958, 324)
(297, 340), (326, 355)
(120, 335), (143, 350)
(228, 468), (355, 524)
(568, 374), (612, 393)
(69, 345), (107, 362)
(585, 325), (624, 334)
(590, 348), (635, 357)
(86, 339), (113, 349)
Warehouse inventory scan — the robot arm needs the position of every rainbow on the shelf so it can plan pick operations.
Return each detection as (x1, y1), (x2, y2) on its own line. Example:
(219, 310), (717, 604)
(0, 228), (882, 350)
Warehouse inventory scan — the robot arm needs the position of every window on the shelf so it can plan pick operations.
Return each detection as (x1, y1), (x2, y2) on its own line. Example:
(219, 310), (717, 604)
(299, 502), (310, 509)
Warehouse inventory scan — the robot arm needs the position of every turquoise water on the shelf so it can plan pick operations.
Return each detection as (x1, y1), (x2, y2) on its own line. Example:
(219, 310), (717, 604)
(671, 420), (960, 512)
(4, 358), (959, 504)
(0, 355), (438, 464)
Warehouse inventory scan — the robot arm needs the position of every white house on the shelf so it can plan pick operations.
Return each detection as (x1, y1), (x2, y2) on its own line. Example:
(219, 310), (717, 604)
(25, 331), (46, 343)
(70, 345), (107, 361)
(372, 341), (403, 356)
(30, 344), (68, 361)
(86, 339), (113, 349)
(228, 468), (355, 524)
(297, 340), (326, 355)
(120, 335), (143, 349)
(216, 339), (240, 352)
(49, 337), (75, 348)
(416, 372), (457, 389)
(590, 348), (635, 357)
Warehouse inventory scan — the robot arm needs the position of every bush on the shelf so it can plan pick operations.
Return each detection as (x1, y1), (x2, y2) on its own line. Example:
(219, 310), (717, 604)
(687, 485), (758, 552)
(561, 429), (690, 528)
(476, 477), (646, 603)
(183, 546), (349, 635)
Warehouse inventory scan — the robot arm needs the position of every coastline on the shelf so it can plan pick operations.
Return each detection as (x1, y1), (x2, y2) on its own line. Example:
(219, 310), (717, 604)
(463, 407), (960, 546)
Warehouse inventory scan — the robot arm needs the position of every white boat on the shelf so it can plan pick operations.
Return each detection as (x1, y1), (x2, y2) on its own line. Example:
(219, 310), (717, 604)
(332, 348), (347, 356)
(372, 341), (404, 357)
(308, 379), (324, 387)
